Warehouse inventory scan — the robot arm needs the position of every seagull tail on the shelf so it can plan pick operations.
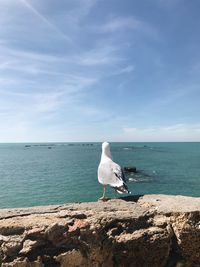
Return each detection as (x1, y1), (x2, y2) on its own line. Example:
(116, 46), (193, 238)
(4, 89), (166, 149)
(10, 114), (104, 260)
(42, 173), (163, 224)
(114, 183), (131, 194)
(116, 189), (131, 194)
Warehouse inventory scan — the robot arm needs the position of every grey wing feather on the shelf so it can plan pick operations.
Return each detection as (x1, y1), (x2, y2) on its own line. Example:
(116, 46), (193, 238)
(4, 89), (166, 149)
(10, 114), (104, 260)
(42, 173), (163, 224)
(112, 164), (130, 194)
(113, 167), (127, 183)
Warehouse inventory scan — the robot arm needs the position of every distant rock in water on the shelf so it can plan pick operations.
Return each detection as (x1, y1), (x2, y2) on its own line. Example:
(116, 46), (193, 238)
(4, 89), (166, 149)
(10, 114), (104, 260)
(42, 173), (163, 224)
(82, 143), (94, 146)
(124, 166), (137, 173)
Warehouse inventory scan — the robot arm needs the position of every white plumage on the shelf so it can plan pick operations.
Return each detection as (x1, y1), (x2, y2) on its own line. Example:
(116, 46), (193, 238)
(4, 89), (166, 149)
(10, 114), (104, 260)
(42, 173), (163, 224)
(98, 142), (130, 199)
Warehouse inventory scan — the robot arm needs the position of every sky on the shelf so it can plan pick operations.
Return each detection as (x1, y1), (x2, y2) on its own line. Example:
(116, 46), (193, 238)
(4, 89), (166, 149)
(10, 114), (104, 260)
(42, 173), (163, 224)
(0, 0), (200, 142)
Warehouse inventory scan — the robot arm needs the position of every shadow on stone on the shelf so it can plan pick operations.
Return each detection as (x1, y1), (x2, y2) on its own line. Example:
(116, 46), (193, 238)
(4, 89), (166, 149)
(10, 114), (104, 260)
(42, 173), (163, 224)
(119, 195), (144, 202)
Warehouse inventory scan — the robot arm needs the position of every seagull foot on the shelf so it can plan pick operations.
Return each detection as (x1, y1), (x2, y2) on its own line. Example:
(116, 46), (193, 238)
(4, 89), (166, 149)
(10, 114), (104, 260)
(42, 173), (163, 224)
(99, 197), (110, 202)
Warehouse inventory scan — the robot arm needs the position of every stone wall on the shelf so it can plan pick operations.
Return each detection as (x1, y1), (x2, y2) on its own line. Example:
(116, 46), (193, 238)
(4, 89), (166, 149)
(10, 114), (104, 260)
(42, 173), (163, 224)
(0, 195), (200, 267)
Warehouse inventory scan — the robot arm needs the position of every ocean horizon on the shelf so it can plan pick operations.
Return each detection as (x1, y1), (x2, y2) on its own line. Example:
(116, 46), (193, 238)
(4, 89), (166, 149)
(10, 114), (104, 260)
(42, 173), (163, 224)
(0, 142), (199, 209)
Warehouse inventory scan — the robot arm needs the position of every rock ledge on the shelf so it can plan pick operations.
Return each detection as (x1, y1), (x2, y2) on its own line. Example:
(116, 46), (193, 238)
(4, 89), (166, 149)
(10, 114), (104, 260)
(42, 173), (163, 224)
(0, 194), (200, 267)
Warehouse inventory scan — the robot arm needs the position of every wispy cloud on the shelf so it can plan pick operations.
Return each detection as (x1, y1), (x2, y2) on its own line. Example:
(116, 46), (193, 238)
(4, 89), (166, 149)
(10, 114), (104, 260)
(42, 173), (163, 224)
(0, 90), (65, 114)
(19, 0), (73, 44)
(120, 124), (200, 142)
(95, 16), (141, 33)
(76, 44), (122, 66)
(90, 15), (159, 41)
(113, 65), (135, 75)
(154, 84), (199, 107)
(0, 45), (64, 64)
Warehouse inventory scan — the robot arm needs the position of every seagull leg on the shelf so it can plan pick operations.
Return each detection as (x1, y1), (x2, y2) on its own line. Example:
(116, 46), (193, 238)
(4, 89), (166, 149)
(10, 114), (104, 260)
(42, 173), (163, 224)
(99, 185), (109, 201)
(103, 185), (106, 198)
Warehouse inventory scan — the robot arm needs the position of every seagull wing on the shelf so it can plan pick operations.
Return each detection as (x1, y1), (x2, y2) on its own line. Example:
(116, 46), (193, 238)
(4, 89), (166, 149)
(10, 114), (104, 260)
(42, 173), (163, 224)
(111, 162), (130, 194)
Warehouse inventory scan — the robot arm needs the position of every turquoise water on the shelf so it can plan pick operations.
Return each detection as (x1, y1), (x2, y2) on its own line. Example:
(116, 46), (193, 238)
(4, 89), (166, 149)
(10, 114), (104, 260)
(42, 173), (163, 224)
(0, 142), (199, 208)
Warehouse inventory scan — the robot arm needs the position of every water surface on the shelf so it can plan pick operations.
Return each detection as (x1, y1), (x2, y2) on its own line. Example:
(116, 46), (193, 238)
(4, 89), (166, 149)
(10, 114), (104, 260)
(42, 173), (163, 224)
(0, 142), (199, 208)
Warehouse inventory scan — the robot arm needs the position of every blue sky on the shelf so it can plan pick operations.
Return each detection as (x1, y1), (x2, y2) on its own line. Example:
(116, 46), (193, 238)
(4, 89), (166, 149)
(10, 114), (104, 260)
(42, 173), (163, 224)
(0, 0), (200, 142)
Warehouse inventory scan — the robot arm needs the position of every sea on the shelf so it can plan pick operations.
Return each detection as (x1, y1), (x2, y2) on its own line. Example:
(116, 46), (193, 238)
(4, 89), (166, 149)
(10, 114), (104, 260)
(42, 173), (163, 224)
(0, 142), (199, 208)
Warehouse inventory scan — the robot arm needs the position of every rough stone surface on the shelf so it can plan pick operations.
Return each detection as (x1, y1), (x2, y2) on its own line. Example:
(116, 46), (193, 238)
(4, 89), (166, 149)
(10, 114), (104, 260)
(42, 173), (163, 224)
(0, 195), (199, 267)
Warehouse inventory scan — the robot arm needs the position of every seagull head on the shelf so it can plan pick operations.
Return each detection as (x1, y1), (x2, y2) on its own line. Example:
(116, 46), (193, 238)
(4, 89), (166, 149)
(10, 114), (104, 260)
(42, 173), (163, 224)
(102, 142), (112, 158)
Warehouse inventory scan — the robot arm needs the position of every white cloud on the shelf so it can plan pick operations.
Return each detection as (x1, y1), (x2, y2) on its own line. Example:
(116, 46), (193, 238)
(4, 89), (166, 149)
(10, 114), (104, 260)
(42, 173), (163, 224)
(119, 124), (200, 142)
(73, 42), (126, 67)
(66, 0), (97, 20)
(0, 90), (65, 114)
(113, 65), (135, 75)
(90, 15), (159, 41)
(94, 17), (141, 33)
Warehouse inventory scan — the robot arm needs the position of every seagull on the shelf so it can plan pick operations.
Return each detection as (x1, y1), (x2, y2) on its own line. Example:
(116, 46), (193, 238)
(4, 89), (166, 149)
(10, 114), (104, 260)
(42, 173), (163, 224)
(98, 142), (131, 200)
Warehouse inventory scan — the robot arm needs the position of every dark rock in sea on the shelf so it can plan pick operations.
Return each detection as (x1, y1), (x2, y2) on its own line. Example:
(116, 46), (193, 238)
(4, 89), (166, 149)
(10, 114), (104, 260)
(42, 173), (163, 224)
(81, 143), (93, 146)
(124, 166), (137, 173)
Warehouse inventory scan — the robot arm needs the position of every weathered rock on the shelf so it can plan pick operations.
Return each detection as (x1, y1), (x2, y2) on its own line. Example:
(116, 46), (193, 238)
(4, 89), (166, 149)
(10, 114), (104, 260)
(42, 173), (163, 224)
(45, 222), (69, 246)
(19, 239), (44, 255)
(55, 250), (86, 267)
(2, 257), (43, 267)
(1, 235), (24, 258)
(0, 195), (199, 267)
